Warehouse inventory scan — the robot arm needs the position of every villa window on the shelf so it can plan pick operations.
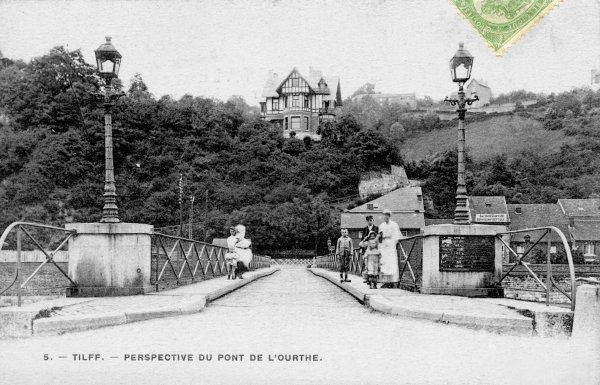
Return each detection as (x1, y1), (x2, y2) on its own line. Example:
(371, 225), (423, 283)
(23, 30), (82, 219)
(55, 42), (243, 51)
(292, 78), (299, 87)
(585, 243), (595, 255)
(304, 95), (309, 108)
(284, 117), (288, 130)
(291, 116), (300, 131)
(304, 117), (309, 130)
(292, 94), (299, 107)
(272, 99), (279, 111)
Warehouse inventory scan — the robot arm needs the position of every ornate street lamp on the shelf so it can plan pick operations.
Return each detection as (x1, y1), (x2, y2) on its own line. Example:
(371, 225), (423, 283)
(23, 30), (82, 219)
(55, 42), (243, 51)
(444, 42), (479, 224)
(95, 36), (125, 223)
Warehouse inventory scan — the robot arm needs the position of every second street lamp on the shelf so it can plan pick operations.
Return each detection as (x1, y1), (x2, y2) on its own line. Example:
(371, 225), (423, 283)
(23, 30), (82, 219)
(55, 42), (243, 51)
(444, 42), (479, 225)
(94, 36), (125, 223)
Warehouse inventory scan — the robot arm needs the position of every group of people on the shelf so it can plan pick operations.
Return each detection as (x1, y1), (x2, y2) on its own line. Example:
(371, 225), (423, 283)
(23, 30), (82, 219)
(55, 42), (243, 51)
(335, 209), (402, 289)
(225, 224), (252, 279)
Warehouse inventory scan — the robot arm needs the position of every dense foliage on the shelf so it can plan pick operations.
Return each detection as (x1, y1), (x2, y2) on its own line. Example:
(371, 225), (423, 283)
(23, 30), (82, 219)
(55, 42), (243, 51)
(0, 47), (402, 252)
(2, 47), (600, 250)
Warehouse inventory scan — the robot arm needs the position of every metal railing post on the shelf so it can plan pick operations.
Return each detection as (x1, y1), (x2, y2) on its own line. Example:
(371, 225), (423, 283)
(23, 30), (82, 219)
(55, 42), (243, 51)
(16, 226), (22, 307)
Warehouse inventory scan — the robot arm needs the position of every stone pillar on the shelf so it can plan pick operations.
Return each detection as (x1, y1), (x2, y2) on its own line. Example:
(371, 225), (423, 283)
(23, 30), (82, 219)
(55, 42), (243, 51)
(421, 224), (506, 297)
(571, 284), (600, 384)
(65, 223), (153, 296)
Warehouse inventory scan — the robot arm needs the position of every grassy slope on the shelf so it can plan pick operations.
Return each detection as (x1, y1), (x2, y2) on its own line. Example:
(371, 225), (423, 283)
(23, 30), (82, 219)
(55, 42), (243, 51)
(400, 115), (578, 162)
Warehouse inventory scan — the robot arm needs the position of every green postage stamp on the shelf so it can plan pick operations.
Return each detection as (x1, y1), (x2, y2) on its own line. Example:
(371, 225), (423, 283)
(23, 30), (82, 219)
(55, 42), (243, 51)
(449, 0), (563, 55)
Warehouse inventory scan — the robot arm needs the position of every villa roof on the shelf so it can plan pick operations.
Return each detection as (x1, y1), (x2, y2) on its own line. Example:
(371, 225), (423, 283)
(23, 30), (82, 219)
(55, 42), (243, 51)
(261, 68), (340, 101)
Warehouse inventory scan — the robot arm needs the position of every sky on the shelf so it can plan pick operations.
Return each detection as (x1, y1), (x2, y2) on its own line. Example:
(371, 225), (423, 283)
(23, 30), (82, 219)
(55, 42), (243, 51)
(1, 0), (600, 105)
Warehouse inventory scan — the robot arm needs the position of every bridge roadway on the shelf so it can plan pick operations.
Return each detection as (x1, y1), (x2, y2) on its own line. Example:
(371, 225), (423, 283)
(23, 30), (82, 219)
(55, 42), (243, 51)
(0, 267), (591, 385)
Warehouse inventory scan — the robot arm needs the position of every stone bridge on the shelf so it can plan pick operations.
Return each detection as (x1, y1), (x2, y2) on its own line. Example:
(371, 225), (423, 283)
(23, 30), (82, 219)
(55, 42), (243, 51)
(0, 222), (599, 384)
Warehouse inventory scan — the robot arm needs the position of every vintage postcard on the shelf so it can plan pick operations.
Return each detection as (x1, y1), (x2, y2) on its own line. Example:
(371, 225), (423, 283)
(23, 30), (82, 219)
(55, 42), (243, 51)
(0, 0), (599, 384)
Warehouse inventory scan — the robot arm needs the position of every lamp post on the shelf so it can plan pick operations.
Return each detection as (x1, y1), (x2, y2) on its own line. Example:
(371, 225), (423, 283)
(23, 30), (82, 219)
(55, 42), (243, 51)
(94, 36), (124, 223)
(444, 42), (479, 224)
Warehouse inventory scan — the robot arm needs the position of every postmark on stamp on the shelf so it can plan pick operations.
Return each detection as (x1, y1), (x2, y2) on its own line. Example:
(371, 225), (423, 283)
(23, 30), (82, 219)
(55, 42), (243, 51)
(449, 0), (563, 55)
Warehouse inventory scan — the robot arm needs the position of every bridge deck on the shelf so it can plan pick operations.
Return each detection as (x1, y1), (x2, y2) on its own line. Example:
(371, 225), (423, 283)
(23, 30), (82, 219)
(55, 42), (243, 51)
(0, 268), (595, 384)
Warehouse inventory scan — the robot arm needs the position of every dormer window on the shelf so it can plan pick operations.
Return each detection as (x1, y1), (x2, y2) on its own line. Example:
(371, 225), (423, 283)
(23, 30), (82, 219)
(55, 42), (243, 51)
(515, 207), (522, 213)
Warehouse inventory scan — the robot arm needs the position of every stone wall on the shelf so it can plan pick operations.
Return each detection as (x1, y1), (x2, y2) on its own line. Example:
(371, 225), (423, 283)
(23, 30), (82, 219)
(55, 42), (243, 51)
(0, 262), (70, 296)
(358, 166), (409, 199)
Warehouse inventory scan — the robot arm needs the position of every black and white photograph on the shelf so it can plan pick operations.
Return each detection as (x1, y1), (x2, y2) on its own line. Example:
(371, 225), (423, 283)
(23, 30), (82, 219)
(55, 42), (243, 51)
(1, 1), (600, 384)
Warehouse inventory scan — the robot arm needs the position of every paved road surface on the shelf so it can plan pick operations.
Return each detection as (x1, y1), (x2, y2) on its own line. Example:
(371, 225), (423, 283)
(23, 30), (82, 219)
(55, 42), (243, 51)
(0, 268), (595, 385)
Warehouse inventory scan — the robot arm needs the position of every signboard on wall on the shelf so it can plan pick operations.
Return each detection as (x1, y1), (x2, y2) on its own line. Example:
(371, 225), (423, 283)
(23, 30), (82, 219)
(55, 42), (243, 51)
(439, 235), (495, 272)
(474, 214), (508, 223)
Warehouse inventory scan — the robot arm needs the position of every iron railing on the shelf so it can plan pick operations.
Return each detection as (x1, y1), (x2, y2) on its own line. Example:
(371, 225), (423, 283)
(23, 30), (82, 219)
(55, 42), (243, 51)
(397, 235), (423, 290)
(0, 222), (77, 306)
(314, 250), (365, 276)
(314, 226), (576, 311)
(496, 226), (576, 311)
(151, 232), (271, 291)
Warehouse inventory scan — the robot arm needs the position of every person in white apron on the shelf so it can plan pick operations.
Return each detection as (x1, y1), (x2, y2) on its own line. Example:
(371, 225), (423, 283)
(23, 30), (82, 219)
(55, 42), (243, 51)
(377, 209), (401, 287)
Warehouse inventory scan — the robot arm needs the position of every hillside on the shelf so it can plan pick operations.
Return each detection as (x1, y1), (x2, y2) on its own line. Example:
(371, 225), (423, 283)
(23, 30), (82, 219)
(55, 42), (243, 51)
(399, 115), (578, 162)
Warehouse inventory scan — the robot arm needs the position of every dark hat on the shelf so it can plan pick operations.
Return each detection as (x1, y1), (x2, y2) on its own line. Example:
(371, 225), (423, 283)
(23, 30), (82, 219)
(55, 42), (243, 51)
(366, 215), (373, 221)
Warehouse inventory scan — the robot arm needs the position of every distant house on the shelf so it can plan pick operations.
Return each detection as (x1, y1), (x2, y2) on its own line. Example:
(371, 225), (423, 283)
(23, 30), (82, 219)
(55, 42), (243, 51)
(260, 67), (342, 140)
(340, 186), (425, 247)
(507, 204), (571, 260)
(469, 196), (510, 226)
(558, 199), (600, 262)
(351, 93), (417, 109)
(466, 79), (492, 107)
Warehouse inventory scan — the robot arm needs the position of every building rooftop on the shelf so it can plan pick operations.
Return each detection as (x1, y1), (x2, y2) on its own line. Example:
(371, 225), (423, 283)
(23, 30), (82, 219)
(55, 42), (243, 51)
(570, 221), (600, 241)
(558, 199), (600, 218)
(261, 68), (340, 103)
(341, 212), (425, 229)
(507, 204), (570, 242)
(469, 196), (509, 220)
(348, 186), (424, 213)
(341, 186), (425, 229)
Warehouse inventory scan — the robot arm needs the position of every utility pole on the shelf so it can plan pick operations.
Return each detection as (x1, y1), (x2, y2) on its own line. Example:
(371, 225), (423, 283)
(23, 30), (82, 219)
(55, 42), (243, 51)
(204, 189), (208, 242)
(189, 195), (195, 239)
(178, 174), (183, 237)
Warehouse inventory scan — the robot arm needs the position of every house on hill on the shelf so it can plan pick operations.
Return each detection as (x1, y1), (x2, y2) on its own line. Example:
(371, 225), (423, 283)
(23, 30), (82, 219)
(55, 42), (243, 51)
(351, 93), (417, 109)
(340, 186), (425, 247)
(558, 199), (600, 262)
(466, 79), (492, 107)
(259, 67), (342, 140)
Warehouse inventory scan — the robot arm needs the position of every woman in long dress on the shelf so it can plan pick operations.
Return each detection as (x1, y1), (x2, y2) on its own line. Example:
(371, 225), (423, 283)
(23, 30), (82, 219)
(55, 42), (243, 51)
(234, 224), (252, 279)
(378, 209), (401, 287)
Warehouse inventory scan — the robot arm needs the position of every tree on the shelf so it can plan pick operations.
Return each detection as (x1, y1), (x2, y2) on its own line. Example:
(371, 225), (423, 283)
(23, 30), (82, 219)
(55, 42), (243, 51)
(350, 83), (376, 98)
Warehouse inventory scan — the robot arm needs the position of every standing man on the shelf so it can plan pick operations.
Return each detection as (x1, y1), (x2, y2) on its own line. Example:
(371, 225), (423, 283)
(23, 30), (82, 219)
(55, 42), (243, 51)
(360, 216), (379, 250)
